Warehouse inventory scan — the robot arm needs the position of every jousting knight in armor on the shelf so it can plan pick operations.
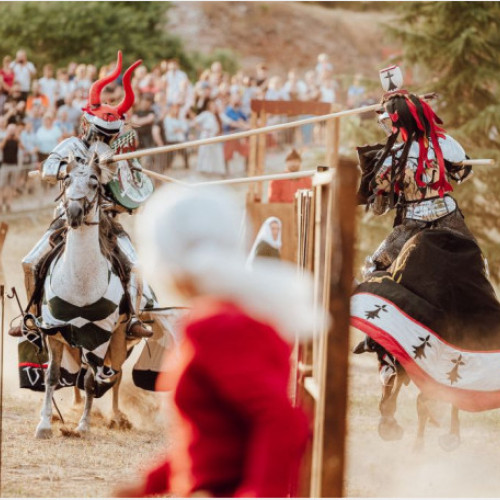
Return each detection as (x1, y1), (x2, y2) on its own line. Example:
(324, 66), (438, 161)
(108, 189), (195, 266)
(10, 51), (154, 339)
(354, 65), (475, 354)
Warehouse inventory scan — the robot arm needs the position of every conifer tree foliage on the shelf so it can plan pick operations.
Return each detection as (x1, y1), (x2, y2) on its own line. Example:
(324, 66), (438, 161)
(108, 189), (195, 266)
(388, 2), (500, 147)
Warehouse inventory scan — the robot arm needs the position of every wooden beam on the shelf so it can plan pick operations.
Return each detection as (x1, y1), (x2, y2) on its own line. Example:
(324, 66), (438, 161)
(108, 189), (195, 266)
(251, 99), (332, 116)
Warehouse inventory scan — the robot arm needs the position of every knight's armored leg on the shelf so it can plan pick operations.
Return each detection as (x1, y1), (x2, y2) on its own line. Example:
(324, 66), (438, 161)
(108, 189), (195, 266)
(8, 228), (57, 337)
(355, 220), (425, 354)
(114, 232), (152, 339)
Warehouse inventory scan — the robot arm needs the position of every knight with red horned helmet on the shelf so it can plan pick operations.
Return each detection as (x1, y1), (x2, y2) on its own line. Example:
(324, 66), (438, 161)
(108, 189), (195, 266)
(16, 51), (154, 339)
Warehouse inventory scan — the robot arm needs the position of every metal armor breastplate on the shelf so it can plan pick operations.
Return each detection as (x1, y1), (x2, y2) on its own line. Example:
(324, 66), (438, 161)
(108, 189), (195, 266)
(404, 196), (457, 222)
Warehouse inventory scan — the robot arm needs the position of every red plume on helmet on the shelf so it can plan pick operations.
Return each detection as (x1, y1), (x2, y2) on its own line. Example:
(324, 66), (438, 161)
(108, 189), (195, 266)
(83, 51), (142, 122)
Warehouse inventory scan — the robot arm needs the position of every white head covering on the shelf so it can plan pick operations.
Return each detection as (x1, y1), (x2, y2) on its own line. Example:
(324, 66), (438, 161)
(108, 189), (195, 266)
(136, 185), (326, 340)
(246, 216), (282, 267)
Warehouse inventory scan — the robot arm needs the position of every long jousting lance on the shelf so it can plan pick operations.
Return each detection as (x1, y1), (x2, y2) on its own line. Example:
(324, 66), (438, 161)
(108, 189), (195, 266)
(28, 98), (495, 184)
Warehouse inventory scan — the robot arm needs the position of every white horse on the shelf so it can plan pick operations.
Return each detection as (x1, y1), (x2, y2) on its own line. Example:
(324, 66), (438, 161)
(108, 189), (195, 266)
(35, 154), (175, 438)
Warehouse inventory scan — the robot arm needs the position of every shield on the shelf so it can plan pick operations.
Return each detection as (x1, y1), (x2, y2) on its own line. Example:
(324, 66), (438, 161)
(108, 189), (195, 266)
(107, 159), (154, 210)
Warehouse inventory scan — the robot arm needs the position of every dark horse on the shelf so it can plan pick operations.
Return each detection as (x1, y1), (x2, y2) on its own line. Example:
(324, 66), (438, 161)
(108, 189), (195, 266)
(352, 228), (500, 451)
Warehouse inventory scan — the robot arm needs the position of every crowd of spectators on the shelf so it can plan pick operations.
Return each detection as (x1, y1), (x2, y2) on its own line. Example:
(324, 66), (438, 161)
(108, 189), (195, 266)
(0, 49), (369, 211)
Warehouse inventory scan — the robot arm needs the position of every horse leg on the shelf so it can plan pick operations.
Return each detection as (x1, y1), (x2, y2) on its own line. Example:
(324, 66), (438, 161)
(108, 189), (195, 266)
(413, 392), (431, 452)
(35, 337), (63, 439)
(439, 405), (461, 451)
(76, 369), (95, 434)
(108, 371), (132, 430)
(378, 367), (405, 441)
(73, 386), (83, 406)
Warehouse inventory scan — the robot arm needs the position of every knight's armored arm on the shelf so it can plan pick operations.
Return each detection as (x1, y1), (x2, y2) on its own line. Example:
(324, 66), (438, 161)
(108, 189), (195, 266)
(440, 135), (472, 184)
(41, 137), (89, 184)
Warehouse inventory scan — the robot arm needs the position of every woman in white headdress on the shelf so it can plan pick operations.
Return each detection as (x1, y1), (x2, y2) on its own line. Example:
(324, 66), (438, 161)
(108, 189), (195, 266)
(247, 216), (282, 267)
(115, 185), (325, 498)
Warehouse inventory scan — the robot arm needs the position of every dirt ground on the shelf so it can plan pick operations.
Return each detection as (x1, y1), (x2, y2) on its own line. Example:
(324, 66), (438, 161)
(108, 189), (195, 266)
(3, 186), (500, 498)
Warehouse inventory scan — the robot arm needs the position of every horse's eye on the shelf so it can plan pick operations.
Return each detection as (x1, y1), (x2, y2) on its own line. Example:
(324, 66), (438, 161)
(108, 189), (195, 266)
(63, 176), (71, 187)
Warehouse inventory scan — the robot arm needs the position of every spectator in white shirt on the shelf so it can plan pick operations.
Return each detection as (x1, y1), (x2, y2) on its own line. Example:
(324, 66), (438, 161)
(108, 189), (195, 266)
(315, 53), (333, 77)
(156, 103), (189, 169)
(265, 76), (286, 101)
(10, 50), (36, 100)
(38, 64), (58, 107)
(282, 70), (306, 101)
(165, 59), (188, 105)
(35, 113), (62, 161)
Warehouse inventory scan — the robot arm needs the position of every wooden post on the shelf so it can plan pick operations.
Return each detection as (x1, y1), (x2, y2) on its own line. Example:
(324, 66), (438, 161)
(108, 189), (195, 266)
(247, 111), (258, 202)
(256, 111), (267, 201)
(0, 223), (8, 257)
(321, 158), (358, 497)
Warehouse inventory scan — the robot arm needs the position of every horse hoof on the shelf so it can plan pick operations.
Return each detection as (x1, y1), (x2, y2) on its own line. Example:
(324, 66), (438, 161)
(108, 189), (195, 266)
(439, 433), (460, 452)
(378, 418), (404, 441)
(108, 414), (132, 430)
(35, 426), (53, 439)
(76, 423), (90, 435)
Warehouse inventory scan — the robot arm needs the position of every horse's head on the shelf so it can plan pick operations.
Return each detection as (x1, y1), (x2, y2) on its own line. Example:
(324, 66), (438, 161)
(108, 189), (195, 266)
(62, 153), (102, 229)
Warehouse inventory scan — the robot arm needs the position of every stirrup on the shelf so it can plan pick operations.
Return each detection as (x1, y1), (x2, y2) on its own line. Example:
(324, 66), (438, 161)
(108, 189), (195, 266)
(126, 317), (153, 339)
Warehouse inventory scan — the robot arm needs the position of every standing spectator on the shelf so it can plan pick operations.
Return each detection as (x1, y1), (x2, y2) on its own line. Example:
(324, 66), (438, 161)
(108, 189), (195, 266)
(86, 64), (97, 84)
(347, 73), (366, 108)
(38, 64), (58, 107)
(319, 74), (336, 104)
(71, 88), (87, 111)
(241, 76), (258, 116)
(0, 124), (24, 211)
(55, 109), (75, 139)
(20, 120), (38, 165)
(315, 53), (333, 77)
(6, 82), (24, 105)
(0, 56), (15, 93)
(6, 100), (27, 126)
(282, 70), (306, 101)
(26, 81), (50, 113)
(192, 99), (225, 175)
(265, 76), (286, 101)
(193, 81), (212, 115)
(55, 69), (74, 107)
(131, 95), (156, 149)
(10, 50), (36, 101)
(156, 103), (189, 169)
(255, 63), (269, 89)
(72, 64), (91, 96)
(67, 61), (78, 81)
(58, 93), (81, 130)
(222, 93), (249, 169)
(165, 59), (188, 105)
(35, 114), (62, 163)
(268, 149), (312, 203)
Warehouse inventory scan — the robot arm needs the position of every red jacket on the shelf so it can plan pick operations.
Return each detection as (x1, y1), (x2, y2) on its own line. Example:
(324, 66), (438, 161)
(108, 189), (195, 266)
(141, 299), (309, 498)
(268, 177), (312, 203)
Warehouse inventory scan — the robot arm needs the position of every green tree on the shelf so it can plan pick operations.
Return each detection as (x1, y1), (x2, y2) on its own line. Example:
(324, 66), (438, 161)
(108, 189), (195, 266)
(0, 2), (193, 72)
(388, 1), (500, 148)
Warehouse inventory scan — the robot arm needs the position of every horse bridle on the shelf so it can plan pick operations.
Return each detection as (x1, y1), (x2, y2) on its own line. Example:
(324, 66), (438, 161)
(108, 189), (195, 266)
(60, 175), (102, 227)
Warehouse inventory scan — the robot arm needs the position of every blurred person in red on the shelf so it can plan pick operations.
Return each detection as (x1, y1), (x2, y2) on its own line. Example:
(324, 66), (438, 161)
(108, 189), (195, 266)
(0, 55), (15, 93)
(114, 185), (324, 498)
(268, 149), (312, 203)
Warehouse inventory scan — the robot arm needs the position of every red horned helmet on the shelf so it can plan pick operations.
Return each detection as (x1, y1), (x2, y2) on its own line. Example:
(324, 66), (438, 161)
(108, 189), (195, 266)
(82, 51), (142, 138)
